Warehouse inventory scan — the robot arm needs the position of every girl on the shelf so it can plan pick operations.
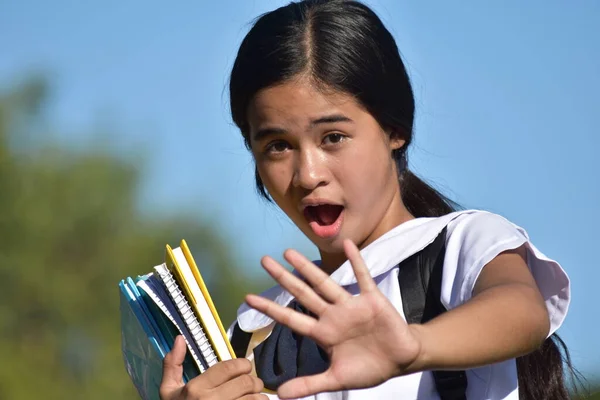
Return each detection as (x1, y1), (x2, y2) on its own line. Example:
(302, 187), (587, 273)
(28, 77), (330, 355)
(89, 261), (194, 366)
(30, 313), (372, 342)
(160, 1), (572, 399)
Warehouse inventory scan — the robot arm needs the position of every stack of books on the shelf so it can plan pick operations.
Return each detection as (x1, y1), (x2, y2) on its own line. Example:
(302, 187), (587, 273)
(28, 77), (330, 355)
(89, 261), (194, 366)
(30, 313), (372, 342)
(119, 240), (235, 400)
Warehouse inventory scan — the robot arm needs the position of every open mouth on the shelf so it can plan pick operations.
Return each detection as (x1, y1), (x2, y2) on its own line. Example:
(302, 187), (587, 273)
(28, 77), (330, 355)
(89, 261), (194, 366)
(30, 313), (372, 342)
(303, 204), (345, 238)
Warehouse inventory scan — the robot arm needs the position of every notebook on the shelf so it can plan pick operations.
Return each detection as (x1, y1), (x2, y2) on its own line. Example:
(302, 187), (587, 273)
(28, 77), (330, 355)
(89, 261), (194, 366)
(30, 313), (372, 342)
(119, 240), (235, 399)
(164, 242), (235, 364)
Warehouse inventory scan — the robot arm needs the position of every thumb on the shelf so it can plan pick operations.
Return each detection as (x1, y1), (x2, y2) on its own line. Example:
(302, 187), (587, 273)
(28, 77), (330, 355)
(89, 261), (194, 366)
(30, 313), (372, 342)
(160, 335), (187, 399)
(278, 370), (338, 399)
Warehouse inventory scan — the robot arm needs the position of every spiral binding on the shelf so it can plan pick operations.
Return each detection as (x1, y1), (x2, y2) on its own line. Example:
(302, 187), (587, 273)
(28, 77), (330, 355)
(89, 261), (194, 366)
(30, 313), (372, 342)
(138, 278), (208, 373)
(156, 266), (219, 367)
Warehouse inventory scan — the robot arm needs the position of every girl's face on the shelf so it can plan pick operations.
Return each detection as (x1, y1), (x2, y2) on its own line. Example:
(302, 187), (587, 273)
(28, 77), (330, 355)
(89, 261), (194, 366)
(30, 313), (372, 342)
(248, 79), (413, 271)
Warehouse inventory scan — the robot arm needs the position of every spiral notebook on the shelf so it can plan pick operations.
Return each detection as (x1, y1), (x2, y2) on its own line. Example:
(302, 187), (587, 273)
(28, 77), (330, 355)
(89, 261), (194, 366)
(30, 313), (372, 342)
(119, 240), (235, 399)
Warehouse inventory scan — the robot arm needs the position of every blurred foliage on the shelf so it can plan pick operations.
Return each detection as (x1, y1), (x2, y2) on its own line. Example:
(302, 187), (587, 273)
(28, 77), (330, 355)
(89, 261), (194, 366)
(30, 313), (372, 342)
(0, 77), (268, 399)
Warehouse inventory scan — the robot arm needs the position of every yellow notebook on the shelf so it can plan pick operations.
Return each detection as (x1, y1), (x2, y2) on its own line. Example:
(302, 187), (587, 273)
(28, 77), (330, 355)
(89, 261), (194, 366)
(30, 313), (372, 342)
(164, 240), (235, 362)
(181, 241), (276, 395)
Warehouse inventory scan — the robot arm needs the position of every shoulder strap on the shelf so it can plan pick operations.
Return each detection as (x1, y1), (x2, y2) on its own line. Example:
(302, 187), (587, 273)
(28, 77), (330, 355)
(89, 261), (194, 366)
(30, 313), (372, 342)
(230, 322), (252, 358)
(397, 227), (468, 400)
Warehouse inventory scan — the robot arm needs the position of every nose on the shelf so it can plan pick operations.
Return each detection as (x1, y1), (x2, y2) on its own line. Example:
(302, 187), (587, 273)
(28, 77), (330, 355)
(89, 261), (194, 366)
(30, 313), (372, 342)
(292, 148), (328, 190)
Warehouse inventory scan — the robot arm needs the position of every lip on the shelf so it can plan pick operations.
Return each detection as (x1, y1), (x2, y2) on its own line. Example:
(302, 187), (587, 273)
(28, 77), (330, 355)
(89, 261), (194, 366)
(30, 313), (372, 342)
(299, 198), (343, 213)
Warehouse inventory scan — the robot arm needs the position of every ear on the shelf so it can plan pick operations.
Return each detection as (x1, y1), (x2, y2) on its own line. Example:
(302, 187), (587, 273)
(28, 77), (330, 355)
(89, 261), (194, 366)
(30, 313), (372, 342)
(388, 130), (406, 151)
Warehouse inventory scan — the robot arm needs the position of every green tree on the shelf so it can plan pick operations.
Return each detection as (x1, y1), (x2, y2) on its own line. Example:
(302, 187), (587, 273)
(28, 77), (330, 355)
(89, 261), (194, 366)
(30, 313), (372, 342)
(0, 76), (267, 399)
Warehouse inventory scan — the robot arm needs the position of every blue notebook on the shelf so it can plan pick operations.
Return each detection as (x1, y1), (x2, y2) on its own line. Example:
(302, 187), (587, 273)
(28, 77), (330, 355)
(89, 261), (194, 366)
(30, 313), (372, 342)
(119, 281), (166, 400)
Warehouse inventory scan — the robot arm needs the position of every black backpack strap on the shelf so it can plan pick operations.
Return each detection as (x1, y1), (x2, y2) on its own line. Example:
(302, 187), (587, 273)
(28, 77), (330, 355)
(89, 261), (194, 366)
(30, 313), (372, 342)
(230, 322), (253, 358)
(397, 227), (468, 400)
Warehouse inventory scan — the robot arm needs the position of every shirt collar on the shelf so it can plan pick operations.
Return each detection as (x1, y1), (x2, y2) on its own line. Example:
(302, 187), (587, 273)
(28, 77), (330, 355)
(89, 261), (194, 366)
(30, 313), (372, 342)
(237, 209), (478, 331)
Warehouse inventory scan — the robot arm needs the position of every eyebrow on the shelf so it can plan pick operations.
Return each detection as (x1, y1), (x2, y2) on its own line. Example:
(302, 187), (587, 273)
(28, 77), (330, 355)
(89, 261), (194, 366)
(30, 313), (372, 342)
(310, 114), (354, 127)
(252, 114), (354, 142)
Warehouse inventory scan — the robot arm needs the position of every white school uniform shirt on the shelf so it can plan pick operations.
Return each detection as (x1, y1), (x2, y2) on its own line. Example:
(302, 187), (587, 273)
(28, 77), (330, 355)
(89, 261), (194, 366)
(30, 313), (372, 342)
(228, 210), (570, 400)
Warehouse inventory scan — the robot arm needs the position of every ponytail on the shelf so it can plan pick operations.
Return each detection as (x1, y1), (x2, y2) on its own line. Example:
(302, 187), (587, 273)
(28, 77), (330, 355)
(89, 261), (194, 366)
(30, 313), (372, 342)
(400, 168), (583, 400)
(517, 334), (585, 399)
(399, 169), (458, 218)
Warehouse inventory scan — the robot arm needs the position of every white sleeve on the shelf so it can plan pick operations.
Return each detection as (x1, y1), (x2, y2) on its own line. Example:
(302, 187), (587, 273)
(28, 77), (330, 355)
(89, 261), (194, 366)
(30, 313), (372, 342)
(226, 321), (236, 341)
(441, 211), (570, 336)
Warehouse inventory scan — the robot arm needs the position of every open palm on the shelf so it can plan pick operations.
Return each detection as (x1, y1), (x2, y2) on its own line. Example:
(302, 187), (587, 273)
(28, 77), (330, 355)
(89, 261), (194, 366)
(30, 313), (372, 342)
(245, 240), (422, 399)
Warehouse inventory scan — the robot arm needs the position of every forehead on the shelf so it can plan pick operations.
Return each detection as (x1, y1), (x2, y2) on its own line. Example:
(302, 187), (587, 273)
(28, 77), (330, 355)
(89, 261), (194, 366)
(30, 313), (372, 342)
(247, 79), (364, 127)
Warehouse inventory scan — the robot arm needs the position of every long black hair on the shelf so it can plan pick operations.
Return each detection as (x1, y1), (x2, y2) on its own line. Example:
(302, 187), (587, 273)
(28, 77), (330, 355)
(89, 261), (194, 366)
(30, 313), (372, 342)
(229, 1), (579, 398)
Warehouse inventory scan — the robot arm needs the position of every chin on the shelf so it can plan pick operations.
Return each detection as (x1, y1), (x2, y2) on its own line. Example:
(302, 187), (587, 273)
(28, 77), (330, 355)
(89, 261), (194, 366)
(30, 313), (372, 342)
(305, 231), (348, 254)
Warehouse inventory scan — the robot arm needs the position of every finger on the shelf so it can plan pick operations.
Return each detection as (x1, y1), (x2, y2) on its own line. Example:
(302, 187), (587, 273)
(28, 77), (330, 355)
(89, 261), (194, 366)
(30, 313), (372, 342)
(284, 249), (351, 303)
(159, 335), (186, 399)
(277, 369), (339, 399)
(344, 239), (377, 292)
(192, 358), (252, 389)
(261, 256), (329, 315)
(215, 374), (264, 399)
(245, 294), (317, 337)
(238, 395), (270, 400)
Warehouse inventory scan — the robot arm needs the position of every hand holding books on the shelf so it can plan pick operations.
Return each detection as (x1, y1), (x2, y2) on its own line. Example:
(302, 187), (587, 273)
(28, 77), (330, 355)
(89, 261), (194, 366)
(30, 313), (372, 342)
(159, 336), (267, 400)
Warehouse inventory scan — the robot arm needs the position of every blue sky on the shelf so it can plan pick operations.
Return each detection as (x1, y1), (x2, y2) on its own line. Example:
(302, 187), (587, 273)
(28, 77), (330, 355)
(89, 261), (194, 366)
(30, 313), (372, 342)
(2, 0), (599, 379)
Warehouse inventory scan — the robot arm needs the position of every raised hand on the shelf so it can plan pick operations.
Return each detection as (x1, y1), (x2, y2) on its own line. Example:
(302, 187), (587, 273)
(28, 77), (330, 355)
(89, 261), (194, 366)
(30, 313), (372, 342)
(245, 239), (422, 399)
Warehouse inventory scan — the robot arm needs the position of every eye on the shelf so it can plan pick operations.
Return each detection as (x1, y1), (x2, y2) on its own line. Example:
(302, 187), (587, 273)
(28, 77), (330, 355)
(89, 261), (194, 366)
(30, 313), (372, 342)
(265, 140), (290, 154)
(322, 133), (346, 146)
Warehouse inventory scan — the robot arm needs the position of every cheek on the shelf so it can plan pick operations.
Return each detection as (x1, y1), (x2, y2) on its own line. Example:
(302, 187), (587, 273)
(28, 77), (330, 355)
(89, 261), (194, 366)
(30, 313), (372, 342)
(256, 162), (292, 201)
(339, 146), (395, 206)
